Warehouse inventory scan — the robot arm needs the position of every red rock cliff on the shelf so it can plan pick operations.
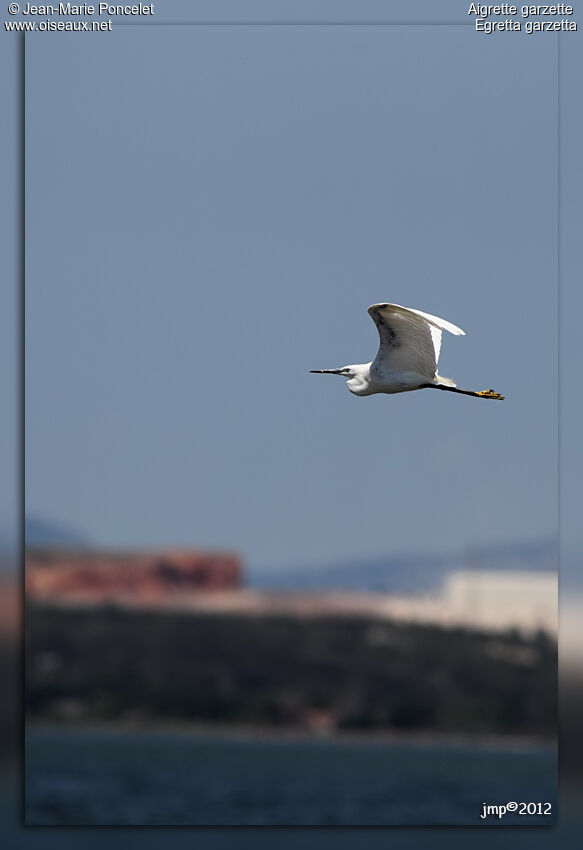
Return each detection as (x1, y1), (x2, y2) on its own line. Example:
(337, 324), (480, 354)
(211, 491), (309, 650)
(26, 548), (242, 604)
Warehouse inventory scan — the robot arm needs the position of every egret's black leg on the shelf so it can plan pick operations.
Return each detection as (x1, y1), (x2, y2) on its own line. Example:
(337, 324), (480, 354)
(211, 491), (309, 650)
(420, 384), (504, 400)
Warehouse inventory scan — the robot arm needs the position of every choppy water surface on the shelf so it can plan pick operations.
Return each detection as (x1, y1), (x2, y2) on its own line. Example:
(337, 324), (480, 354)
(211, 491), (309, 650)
(25, 725), (556, 826)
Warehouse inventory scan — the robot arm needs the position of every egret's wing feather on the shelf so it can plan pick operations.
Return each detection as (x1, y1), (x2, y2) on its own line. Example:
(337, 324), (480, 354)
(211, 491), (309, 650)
(403, 306), (465, 338)
(429, 325), (442, 366)
(367, 303), (463, 380)
(368, 304), (437, 378)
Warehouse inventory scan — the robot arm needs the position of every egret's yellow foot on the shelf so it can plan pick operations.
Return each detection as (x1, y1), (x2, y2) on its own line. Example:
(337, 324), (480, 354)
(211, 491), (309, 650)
(477, 389), (504, 400)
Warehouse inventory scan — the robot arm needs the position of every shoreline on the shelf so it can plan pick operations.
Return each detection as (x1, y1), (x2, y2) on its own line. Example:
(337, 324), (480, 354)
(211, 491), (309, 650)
(25, 717), (556, 753)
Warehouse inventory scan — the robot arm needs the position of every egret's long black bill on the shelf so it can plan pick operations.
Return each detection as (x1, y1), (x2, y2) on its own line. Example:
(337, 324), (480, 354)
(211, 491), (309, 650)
(310, 369), (343, 374)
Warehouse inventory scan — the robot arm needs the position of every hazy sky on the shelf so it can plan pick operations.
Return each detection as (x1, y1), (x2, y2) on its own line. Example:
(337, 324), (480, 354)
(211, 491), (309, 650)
(10, 2), (580, 570)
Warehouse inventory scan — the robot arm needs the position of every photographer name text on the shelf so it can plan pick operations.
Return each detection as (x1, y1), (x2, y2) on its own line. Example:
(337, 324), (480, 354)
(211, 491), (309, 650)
(16, 3), (153, 15)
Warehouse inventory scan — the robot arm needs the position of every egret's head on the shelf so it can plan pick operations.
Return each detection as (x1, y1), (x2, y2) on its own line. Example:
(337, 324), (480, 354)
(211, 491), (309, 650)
(310, 364), (370, 395)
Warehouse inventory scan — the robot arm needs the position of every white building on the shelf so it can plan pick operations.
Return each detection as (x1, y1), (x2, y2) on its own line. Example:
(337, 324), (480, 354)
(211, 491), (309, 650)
(438, 570), (557, 635)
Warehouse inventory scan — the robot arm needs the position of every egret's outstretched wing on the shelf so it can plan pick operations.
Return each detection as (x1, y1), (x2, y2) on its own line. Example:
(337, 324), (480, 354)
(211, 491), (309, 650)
(401, 306), (465, 368)
(402, 306), (465, 338)
(367, 303), (465, 380)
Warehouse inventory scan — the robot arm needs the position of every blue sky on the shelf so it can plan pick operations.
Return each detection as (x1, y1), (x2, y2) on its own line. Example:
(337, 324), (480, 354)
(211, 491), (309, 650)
(3, 2), (579, 571)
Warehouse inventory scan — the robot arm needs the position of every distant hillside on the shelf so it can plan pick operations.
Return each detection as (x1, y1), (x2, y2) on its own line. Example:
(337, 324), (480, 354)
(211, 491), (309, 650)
(25, 516), (90, 549)
(249, 553), (451, 594)
(248, 538), (557, 594)
(26, 604), (557, 738)
(465, 538), (558, 572)
(23, 517), (558, 595)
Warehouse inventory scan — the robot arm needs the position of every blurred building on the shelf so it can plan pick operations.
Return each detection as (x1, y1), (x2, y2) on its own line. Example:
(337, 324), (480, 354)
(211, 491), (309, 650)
(439, 570), (557, 634)
(26, 548), (242, 603)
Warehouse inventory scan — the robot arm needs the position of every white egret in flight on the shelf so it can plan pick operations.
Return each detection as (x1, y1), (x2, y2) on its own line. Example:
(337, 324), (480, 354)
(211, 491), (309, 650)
(311, 303), (504, 400)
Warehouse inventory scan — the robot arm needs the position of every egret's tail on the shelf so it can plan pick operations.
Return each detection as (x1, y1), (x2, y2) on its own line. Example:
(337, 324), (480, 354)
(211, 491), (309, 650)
(434, 375), (456, 388)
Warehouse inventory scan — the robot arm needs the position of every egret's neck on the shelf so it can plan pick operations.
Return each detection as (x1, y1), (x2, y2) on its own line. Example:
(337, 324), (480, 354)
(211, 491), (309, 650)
(347, 363), (372, 396)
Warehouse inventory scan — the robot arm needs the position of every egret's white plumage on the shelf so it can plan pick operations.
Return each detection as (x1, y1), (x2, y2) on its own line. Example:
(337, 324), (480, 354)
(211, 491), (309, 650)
(311, 303), (504, 400)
